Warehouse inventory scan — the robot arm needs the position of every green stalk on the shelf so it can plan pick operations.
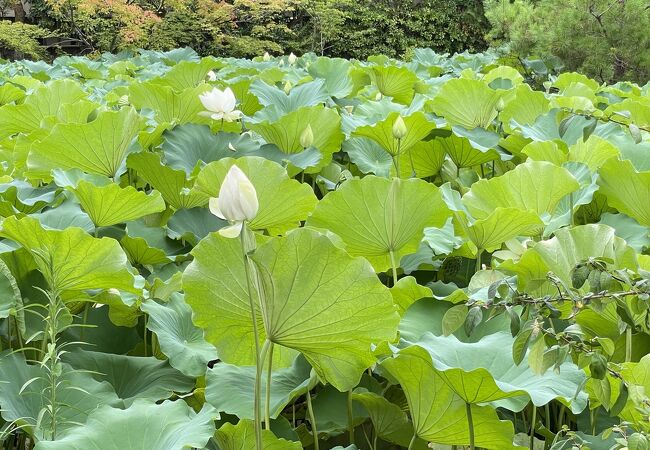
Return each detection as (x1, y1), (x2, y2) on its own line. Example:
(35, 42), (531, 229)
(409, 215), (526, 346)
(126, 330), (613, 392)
(625, 326), (633, 362)
(389, 249), (399, 287)
(466, 402), (475, 450)
(475, 248), (483, 274)
(569, 192), (575, 226)
(530, 406), (537, 450)
(265, 341), (274, 430)
(545, 403), (551, 430)
(347, 390), (355, 446)
(407, 433), (417, 450)
(306, 389), (319, 450)
(255, 339), (271, 446)
(240, 227), (264, 450)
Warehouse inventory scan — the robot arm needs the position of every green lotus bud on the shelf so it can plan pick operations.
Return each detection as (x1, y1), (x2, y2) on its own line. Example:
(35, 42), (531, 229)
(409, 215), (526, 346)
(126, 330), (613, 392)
(495, 97), (506, 112)
(392, 115), (407, 140)
(283, 81), (292, 94)
(300, 125), (314, 149)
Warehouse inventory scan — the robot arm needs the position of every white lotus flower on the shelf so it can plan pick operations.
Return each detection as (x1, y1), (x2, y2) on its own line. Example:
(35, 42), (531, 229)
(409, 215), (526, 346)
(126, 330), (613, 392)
(288, 52), (297, 65)
(263, 52), (271, 61)
(207, 70), (217, 82)
(199, 87), (242, 122)
(209, 165), (259, 238)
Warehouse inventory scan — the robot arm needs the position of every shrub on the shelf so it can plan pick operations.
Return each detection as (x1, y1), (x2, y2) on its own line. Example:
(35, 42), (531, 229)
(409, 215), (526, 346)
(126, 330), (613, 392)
(0, 20), (48, 60)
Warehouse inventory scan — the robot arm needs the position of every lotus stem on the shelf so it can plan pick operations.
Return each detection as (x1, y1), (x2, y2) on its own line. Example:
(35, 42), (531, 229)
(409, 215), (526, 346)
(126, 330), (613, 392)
(255, 339), (271, 444)
(475, 248), (483, 274)
(407, 433), (416, 450)
(530, 406), (537, 450)
(265, 341), (274, 430)
(466, 402), (475, 450)
(626, 326), (632, 362)
(306, 389), (319, 450)
(347, 390), (354, 446)
(389, 248), (399, 287)
(240, 227), (264, 449)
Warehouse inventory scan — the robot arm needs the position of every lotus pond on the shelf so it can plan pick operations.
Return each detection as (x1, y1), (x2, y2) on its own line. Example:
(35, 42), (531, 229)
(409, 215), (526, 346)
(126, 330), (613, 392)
(0, 48), (649, 450)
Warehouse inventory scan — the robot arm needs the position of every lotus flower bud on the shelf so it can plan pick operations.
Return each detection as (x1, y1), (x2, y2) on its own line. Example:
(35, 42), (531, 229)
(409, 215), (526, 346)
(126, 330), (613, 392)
(209, 165), (259, 238)
(207, 70), (217, 82)
(288, 52), (297, 65)
(300, 125), (314, 148)
(263, 52), (271, 61)
(495, 97), (506, 112)
(283, 81), (292, 94)
(392, 115), (407, 140)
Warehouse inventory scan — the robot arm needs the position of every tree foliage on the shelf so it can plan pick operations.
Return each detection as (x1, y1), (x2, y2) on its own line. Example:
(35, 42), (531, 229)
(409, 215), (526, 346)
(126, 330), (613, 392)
(484, 0), (650, 83)
(22, 0), (489, 59)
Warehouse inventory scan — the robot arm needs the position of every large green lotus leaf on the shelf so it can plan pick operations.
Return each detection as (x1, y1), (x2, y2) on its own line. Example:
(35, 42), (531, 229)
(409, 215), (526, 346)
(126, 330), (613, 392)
(391, 276), (433, 315)
(62, 350), (194, 405)
(308, 57), (354, 98)
(455, 208), (543, 252)
(154, 57), (219, 91)
(605, 98), (650, 128)
(166, 207), (227, 245)
(567, 135), (619, 171)
(0, 83), (25, 105)
(501, 224), (638, 294)
(597, 157), (650, 226)
(121, 220), (190, 266)
(352, 111), (436, 157)
(183, 231), (297, 368)
(0, 216), (138, 293)
(35, 400), (217, 450)
(248, 105), (344, 170)
(344, 137), (393, 177)
(195, 157), (318, 234)
(248, 79), (329, 121)
(161, 124), (262, 175)
(214, 419), (302, 450)
(351, 391), (415, 447)
(251, 229), (399, 391)
(392, 139), (447, 179)
(306, 176), (450, 272)
(0, 351), (120, 439)
(430, 78), (502, 129)
(128, 82), (208, 124)
(205, 355), (311, 419)
(380, 345), (522, 449)
(437, 133), (500, 168)
(599, 212), (650, 253)
(127, 151), (208, 209)
(619, 355), (650, 430)
(71, 180), (166, 227)
(28, 107), (142, 179)
(462, 161), (579, 219)
(140, 295), (218, 377)
(411, 332), (587, 412)
(521, 141), (567, 166)
(544, 162), (600, 235)
(368, 65), (420, 104)
(33, 200), (94, 234)
(0, 180), (57, 214)
(0, 80), (86, 138)
(510, 109), (590, 146)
